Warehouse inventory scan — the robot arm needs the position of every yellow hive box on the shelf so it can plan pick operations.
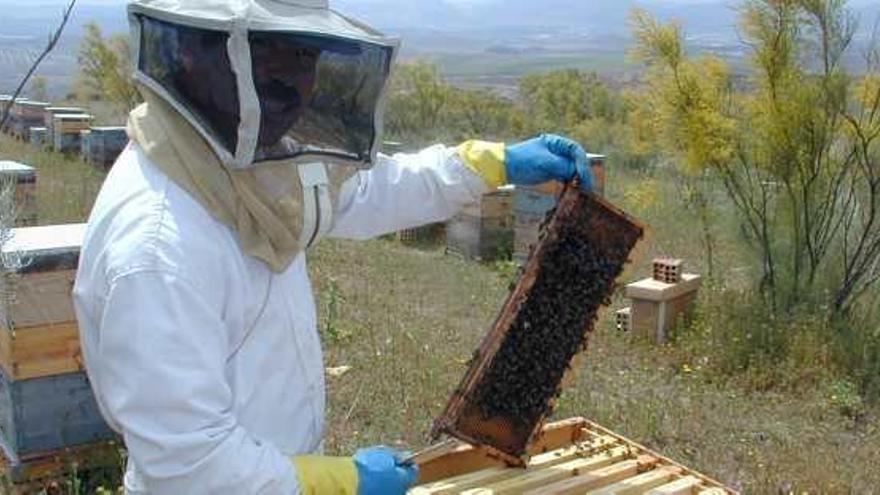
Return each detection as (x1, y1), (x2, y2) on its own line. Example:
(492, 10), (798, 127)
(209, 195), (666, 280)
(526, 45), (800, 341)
(411, 417), (736, 495)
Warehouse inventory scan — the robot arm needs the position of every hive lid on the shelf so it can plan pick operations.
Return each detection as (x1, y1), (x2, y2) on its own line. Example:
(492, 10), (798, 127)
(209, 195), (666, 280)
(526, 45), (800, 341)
(0, 161), (36, 182)
(624, 274), (702, 302)
(89, 126), (126, 132)
(52, 113), (92, 120)
(45, 107), (86, 113)
(2, 224), (86, 273)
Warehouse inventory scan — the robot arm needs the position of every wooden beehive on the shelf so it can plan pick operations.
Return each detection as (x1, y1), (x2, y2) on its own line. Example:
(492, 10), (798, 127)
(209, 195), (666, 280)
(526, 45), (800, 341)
(0, 161), (37, 227)
(27, 127), (47, 148)
(432, 186), (643, 463)
(513, 155), (606, 264)
(12, 102), (49, 122)
(512, 187), (557, 264)
(625, 274), (701, 343)
(9, 101), (48, 141)
(52, 114), (92, 153)
(447, 186), (514, 261)
(86, 126), (128, 170)
(411, 417), (737, 494)
(43, 107), (86, 145)
(0, 224), (115, 461)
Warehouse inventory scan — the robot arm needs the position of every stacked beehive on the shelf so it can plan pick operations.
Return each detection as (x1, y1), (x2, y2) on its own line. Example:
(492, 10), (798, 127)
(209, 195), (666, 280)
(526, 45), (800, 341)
(411, 417), (736, 494)
(512, 154), (606, 264)
(0, 224), (115, 474)
(9, 101), (49, 141)
(0, 161), (38, 226)
(619, 258), (701, 342)
(446, 186), (515, 261)
(86, 126), (128, 170)
(52, 114), (93, 153)
(43, 107), (86, 146)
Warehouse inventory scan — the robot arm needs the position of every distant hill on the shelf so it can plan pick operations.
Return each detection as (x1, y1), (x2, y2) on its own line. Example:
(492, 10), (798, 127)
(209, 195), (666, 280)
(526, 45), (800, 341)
(1, 0), (877, 97)
(333, 0), (764, 36)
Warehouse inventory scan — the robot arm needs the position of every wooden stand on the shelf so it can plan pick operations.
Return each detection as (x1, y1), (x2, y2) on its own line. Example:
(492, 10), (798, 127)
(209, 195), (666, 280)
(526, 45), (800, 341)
(412, 417), (737, 494)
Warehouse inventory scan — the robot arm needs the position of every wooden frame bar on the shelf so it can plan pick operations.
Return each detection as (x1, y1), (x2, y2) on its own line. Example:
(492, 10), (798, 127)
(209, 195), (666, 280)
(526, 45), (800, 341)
(410, 417), (737, 495)
(431, 186), (644, 464)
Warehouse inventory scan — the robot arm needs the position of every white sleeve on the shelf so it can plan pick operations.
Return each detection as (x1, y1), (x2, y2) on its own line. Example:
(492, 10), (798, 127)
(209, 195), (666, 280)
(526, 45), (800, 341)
(329, 144), (489, 239)
(92, 269), (301, 494)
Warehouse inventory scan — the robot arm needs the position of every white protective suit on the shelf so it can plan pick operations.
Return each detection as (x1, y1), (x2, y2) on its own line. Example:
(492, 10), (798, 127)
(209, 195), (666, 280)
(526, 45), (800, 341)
(72, 141), (488, 493)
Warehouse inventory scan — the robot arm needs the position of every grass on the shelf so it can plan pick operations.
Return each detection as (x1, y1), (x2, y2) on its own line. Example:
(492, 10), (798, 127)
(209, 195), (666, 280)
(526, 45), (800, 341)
(311, 238), (879, 493)
(2, 132), (879, 493)
(0, 134), (106, 225)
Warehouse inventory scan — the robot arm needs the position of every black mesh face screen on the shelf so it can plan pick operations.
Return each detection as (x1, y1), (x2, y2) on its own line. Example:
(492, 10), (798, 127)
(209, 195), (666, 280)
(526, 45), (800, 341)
(248, 31), (394, 164)
(138, 15), (241, 153)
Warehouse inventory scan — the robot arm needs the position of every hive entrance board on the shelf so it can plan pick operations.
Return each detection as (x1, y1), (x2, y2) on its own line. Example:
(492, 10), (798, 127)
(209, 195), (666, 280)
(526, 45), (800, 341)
(431, 185), (644, 465)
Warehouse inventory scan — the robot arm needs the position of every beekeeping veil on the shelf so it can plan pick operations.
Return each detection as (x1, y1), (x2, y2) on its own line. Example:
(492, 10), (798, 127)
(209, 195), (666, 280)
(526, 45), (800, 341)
(130, 0), (397, 168)
(125, 0), (399, 271)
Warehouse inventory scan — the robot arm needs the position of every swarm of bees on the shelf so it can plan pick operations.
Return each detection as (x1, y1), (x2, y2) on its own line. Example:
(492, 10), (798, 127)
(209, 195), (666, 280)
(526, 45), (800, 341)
(471, 191), (642, 432)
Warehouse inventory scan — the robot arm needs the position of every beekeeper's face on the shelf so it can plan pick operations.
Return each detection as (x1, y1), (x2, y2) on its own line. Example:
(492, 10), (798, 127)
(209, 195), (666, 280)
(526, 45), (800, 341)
(249, 34), (320, 147)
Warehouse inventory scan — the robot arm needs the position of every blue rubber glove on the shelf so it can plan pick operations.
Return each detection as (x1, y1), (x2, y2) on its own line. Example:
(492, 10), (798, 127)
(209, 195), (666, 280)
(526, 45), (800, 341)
(505, 134), (593, 191)
(354, 446), (419, 495)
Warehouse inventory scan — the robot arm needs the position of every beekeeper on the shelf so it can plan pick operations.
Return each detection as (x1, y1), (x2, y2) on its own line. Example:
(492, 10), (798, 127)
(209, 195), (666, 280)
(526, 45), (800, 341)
(72, 0), (594, 493)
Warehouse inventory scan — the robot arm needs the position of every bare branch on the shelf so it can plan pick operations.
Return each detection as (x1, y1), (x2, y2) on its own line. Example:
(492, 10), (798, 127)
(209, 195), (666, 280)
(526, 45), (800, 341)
(0, 0), (77, 130)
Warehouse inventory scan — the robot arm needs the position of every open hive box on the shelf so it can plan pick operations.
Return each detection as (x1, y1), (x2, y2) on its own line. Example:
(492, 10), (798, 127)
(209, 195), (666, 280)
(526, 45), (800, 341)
(431, 185), (644, 464)
(411, 417), (735, 494)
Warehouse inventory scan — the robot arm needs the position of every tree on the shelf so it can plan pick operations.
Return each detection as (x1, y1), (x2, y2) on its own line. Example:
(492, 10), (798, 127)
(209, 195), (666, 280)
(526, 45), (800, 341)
(29, 76), (49, 102)
(384, 62), (452, 141)
(520, 70), (620, 135)
(75, 22), (141, 114)
(632, 0), (880, 314)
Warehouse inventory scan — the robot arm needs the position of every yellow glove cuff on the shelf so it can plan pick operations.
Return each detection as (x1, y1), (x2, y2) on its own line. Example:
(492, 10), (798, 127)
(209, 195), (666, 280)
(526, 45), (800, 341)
(291, 455), (358, 495)
(457, 140), (507, 188)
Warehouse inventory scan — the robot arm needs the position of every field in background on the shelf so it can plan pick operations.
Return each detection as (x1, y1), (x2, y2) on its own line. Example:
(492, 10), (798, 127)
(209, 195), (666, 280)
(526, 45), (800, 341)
(1, 134), (879, 493)
(0, 134), (104, 225)
(313, 238), (879, 494)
